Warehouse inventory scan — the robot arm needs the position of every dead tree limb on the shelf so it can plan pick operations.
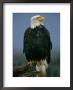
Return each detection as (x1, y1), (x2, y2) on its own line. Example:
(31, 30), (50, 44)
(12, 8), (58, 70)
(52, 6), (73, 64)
(13, 63), (31, 77)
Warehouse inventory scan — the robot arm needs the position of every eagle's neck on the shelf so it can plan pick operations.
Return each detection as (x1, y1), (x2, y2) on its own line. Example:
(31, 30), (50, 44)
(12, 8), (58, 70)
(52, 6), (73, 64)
(31, 20), (44, 29)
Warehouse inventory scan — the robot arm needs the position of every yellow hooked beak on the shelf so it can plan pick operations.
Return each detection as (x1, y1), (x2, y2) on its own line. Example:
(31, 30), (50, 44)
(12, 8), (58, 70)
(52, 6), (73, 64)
(37, 16), (45, 22)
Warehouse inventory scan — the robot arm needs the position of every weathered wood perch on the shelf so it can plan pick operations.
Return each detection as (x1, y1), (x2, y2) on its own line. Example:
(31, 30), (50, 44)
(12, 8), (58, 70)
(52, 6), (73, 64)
(13, 63), (36, 77)
(13, 63), (31, 77)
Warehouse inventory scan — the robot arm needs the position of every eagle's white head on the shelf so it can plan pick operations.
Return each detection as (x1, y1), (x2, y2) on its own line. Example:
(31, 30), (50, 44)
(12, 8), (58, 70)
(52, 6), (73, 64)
(31, 15), (45, 29)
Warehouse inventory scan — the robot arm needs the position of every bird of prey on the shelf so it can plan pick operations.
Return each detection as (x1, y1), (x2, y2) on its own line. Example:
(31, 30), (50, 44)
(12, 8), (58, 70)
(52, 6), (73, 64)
(23, 15), (52, 76)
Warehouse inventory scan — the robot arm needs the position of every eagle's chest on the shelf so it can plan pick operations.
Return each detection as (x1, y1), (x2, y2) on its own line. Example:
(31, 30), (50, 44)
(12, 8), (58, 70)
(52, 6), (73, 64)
(25, 27), (46, 48)
(36, 30), (42, 37)
(33, 30), (43, 45)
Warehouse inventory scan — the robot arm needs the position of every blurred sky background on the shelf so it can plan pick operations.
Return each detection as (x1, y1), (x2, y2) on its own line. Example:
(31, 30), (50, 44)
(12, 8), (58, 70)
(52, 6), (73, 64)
(13, 13), (60, 64)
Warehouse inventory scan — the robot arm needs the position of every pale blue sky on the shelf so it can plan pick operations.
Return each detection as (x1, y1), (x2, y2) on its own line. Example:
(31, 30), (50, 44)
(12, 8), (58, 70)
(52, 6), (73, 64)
(13, 13), (60, 53)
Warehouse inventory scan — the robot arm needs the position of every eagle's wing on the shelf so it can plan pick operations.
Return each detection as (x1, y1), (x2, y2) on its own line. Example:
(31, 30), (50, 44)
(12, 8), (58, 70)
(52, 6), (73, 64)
(23, 27), (31, 53)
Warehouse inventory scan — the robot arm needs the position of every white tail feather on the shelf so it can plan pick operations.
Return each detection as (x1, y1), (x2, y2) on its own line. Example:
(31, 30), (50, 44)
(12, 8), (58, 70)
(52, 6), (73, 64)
(36, 59), (48, 77)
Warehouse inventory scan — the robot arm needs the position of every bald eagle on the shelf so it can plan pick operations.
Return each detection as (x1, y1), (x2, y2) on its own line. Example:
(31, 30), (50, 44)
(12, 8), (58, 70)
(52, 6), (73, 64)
(23, 15), (52, 76)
